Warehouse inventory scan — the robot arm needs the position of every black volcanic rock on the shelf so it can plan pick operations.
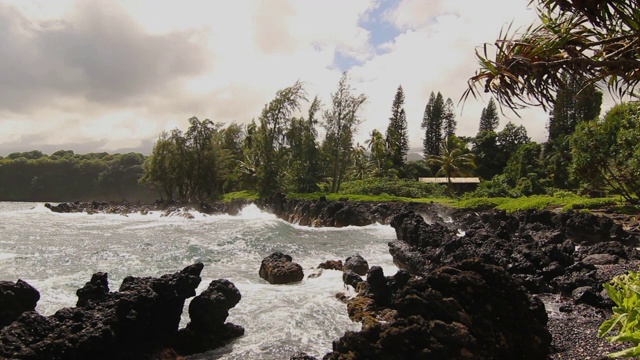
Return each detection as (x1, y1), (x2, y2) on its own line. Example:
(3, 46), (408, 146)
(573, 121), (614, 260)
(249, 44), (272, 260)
(0, 263), (243, 360)
(0, 280), (40, 329)
(173, 279), (244, 355)
(326, 259), (551, 360)
(343, 254), (369, 275)
(388, 209), (640, 298)
(259, 252), (304, 284)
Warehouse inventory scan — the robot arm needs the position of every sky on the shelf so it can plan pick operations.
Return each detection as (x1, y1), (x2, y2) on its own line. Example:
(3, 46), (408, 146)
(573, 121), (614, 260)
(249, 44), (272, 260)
(0, 0), (615, 155)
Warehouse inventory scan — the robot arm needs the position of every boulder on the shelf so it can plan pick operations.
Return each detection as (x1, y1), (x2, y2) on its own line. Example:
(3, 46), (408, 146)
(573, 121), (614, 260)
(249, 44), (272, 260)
(259, 252), (304, 284)
(344, 254), (369, 276)
(0, 280), (40, 329)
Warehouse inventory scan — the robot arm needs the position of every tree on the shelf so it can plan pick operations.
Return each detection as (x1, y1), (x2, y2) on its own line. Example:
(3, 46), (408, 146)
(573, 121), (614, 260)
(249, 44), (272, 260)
(385, 85), (410, 171)
(428, 136), (476, 195)
(323, 72), (367, 192)
(479, 98), (499, 133)
(471, 122), (530, 180)
(571, 102), (640, 203)
(503, 142), (544, 194)
(465, 0), (640, 111)
(543, 73), (602, 189)
(286, 96), (322, 192)
(472, 130), (503, 180)
(548, 73), (603, 141)
(442, 98), (457, 139)
(421, 92), (445, 158)
(366, 129), (388, 177)
(254, 81), (307, 195)
(497, 122), (530, 155)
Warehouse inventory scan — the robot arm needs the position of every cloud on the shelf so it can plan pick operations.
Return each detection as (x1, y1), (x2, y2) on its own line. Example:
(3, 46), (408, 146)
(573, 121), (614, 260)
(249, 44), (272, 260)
(0, 0), (608, 155)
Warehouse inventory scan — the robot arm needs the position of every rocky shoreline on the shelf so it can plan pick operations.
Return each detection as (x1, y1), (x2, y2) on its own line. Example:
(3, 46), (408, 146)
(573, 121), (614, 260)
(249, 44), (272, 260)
(0, 263), (243, 359)
(30, 196), (640, 359)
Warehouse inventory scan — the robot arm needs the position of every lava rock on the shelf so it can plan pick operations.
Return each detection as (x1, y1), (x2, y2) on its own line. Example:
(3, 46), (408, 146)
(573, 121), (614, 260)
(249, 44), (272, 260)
(343, 254), (369, 275)
(342, 270), (363, 289)
(327, 259), (551, 360)
(318, 260), (343, 271)
(259, 252), (304, 284)
(173, 279), (245, 355)
(0, 280), (40, 329)
(0, 263), (243, 360)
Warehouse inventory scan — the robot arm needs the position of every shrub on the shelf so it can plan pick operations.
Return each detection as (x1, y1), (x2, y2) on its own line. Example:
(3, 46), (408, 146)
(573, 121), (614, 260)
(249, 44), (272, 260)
(599, 270), (640, 358)
(338, 178), (446, 198)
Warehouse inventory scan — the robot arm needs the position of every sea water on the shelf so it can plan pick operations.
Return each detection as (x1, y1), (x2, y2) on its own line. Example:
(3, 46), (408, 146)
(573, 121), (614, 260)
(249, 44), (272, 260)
(0, 202), (398, 359)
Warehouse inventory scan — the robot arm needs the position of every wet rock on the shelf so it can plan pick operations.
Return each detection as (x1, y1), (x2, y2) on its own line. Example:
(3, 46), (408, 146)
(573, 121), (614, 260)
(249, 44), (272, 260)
(290, 352), (318, 360)
(0, 263), (242, 359)
(327, 259), (551, 360)
(173, 279), (244, 355)
(76, 272), (109, 308)
(342, 270), (363, 289)
(0, 280), (40, 329)
(343, 254), (369, 275)
(318, 260), (343, 271)
(259, 252), (304, 284)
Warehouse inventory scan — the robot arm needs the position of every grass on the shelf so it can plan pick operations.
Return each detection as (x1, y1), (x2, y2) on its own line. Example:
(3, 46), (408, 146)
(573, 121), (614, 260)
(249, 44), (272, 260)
(220, 191), (630, 213)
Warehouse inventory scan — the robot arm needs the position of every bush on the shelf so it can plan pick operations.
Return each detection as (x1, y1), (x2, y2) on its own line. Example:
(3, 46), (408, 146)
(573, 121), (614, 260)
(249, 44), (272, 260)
(463, 175), (521, 198)
(338, 178), (446, 198)
(599, 270), (640, 358)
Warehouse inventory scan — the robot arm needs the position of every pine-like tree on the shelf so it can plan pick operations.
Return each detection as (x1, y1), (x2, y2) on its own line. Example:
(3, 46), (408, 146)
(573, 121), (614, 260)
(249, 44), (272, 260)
(421, 92), (445, 158)
(323, 72), (367, 193)
(443, 98), (457, 138)
(548, 73), (602, 142)
(385, 85), (409, 170)
(478, 98), (499, 133)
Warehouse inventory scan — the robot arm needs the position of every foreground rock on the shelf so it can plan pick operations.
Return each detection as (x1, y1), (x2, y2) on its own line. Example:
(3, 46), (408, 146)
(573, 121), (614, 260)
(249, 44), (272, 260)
(327, 259), (551, 359)
(0, 264), (243, 359)
(0, 280), (40, 329)
(259, 252), (304, 284)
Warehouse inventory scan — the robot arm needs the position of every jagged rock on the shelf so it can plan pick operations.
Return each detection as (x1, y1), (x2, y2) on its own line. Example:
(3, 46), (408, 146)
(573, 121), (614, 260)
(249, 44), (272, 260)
(327, 259), (551, 360)
(0, 280), (40, 329)
(342, 270), (363, 289)
(388, 209), (639, 296)
(76, 272), (109, 307)
(343, 254), (369, 275)
(0, 263), (243, 360)
(318, 260), (343, 271)
(259, 252), (304, 284)
(173, 279), (244, 355)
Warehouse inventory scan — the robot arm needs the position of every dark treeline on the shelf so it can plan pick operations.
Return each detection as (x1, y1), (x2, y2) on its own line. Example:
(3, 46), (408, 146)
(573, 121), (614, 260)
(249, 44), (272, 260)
(3, 72), (640, 203)
(0, 150), (155, 202)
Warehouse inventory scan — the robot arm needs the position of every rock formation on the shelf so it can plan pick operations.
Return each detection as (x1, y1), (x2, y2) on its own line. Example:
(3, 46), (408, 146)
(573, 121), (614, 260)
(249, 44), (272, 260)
(259, 252), (304, 284)
(0, 264), (243, 359)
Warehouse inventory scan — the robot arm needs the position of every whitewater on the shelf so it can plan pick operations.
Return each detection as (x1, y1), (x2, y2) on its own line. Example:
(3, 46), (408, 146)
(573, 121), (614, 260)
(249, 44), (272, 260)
(0, 202), (398, 359)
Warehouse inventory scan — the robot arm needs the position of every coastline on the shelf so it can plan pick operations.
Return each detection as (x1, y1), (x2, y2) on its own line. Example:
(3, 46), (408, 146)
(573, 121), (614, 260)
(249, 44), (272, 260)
(20, 196), (640, 358)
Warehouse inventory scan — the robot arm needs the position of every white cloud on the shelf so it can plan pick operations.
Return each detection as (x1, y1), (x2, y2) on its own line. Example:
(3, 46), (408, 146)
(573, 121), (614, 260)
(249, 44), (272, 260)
(0, 0), (612, 155)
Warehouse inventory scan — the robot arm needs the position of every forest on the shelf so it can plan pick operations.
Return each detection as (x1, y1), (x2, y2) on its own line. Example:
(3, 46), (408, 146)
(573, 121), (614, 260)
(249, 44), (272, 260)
(1, 71), (638, 204)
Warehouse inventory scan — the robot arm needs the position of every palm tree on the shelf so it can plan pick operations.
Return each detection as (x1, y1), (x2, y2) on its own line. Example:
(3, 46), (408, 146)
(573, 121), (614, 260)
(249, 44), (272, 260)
(427, 136), (476, 195)
(365, 129), (389, 177)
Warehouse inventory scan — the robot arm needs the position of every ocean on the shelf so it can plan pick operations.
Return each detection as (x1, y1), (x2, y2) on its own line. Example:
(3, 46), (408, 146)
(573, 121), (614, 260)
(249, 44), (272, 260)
(0, 202), (398, 359)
